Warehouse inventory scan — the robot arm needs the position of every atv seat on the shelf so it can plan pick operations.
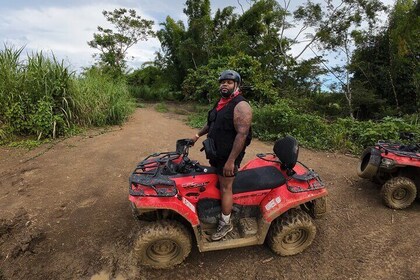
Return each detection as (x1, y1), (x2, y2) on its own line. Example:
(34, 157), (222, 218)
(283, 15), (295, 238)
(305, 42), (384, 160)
(233, 166), (285, 194)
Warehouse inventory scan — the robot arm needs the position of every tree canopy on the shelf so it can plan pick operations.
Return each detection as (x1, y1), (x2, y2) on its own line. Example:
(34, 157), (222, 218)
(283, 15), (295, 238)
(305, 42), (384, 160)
(128, 0), (419, 119)
(88, 8), (155, 74)
(350, 0), (419, 118)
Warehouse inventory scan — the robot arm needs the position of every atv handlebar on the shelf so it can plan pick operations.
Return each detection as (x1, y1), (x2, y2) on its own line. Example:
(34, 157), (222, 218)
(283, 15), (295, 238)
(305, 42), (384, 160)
(134, 139), (205, 176)
(176, 139), (195, 155)
(175, 139), (207, 173)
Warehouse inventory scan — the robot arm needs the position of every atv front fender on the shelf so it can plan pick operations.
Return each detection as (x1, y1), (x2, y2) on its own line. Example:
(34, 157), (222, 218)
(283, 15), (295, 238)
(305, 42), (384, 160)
(129, 195), (200, 226)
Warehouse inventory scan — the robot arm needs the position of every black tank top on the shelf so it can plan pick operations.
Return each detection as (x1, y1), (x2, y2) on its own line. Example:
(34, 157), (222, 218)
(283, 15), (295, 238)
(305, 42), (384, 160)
(207, 95), (252, 160)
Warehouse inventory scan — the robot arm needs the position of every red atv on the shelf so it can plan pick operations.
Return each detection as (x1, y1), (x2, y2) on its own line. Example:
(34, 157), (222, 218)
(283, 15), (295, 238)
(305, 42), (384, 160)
(357, 132), (420, 209)
(129, 136), (328, 268)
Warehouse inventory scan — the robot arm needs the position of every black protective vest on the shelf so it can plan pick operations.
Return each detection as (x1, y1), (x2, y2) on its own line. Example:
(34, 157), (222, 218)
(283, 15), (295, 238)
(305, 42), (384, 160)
(207, 95), (252, 160)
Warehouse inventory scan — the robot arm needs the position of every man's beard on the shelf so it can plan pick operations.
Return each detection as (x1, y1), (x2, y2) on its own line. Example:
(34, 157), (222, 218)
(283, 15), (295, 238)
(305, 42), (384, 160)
(220, 88), (234, 98)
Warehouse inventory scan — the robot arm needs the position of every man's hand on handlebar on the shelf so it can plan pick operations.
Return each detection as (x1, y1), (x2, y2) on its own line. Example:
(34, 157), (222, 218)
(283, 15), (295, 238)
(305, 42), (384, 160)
(192, 133), (200, 144)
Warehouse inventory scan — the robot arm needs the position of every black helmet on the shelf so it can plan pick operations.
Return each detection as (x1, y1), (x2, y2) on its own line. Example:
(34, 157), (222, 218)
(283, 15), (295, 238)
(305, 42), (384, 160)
(218, 70), (241, 84)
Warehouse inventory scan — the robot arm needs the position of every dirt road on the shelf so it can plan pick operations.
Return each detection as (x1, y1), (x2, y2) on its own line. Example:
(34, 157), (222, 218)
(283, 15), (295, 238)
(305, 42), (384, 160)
(0, 105), (419, 280)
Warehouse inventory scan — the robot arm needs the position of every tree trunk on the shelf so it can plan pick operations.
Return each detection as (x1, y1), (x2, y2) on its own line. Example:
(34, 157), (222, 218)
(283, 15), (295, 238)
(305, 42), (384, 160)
(346, 71), (354, 119)
(388, 70), (400, 114)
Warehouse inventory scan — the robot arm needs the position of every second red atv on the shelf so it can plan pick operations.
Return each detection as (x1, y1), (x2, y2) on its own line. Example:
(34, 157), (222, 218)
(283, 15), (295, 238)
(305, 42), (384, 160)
(129, 136), (328, 268)
(357, 132), (420, 209)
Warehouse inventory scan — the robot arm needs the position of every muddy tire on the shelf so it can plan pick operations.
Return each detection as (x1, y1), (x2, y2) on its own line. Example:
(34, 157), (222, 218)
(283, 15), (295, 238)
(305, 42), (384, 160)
(357, 147), (380, 179)
(312, 197), (328, 219)
(133, 220), (191, 269)
(267, 209), (316, 256)
(381, 177), (417, 209)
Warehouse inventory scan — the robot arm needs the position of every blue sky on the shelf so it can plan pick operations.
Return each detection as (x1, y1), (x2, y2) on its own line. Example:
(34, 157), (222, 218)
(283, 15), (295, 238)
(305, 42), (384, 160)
(0, 0), (395, 75)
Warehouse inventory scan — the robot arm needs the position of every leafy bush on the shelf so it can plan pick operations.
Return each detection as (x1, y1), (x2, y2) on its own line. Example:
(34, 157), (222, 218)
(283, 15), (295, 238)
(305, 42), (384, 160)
(251, 100), (419, 153)
(187, 108), (209, 128)
(182, 53), (277, 103)
(129, 85), (175, 101)
(127, 65), (164, 86)
(127, 65), (178, 101)
(331, 117), (420, 152)
(154, 103), (168, 113)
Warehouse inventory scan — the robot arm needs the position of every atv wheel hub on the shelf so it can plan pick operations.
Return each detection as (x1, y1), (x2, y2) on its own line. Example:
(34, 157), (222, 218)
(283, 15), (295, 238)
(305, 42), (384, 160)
(282, 228), (308, 248)
(392, 188), (408, 200)
(147, 239), (179, 262)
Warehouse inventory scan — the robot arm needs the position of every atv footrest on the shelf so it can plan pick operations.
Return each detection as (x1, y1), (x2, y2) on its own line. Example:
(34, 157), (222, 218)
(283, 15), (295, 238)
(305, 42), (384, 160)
(238, 218), (258, 238)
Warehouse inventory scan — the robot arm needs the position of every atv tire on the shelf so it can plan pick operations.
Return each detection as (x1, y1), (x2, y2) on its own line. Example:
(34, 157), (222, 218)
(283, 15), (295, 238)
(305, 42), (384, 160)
(357, 147), (380, 180)
(267, 209), (316, 256)
(133, 220), (191, 269)
(381, 177), (417, 209)
(312, 197), (328, 219)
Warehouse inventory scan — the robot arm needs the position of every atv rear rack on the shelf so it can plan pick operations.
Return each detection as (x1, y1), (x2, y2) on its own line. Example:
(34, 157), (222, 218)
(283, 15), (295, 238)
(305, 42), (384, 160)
(377, 141), (420, 160)
(287, 169), (325, 193)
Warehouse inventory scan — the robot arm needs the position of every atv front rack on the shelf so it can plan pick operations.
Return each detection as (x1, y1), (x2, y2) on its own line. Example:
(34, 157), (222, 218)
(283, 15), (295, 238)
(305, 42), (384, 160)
(129, 151), (181, 197)
(129, 173), (177, 197)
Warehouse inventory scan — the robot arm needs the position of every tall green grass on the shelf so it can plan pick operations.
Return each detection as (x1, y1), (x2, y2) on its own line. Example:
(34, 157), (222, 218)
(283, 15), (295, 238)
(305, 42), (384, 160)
(0, 46), (72, 139)
(70, 69), (135, 126)
(0, 46), (135, 142)
(0, 46), (23, 115)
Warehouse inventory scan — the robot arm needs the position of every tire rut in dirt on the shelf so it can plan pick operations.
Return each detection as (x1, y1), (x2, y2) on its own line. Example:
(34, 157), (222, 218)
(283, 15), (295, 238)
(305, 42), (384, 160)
(133, 220), (192, 269)
(267, 208), (316, 256)
(381, 177), (417, 209)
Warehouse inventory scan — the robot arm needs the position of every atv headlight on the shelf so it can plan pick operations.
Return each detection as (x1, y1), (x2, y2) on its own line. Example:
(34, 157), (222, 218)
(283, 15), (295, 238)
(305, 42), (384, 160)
(380, 158), (395, 168)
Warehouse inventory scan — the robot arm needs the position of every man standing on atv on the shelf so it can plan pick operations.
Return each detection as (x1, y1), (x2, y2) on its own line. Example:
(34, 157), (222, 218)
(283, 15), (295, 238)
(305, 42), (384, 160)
(192, 70), (252, 241)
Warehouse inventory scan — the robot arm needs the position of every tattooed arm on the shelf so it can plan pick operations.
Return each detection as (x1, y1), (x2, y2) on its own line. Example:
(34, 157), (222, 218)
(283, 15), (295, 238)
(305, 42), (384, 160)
(224, 101), (252, 176)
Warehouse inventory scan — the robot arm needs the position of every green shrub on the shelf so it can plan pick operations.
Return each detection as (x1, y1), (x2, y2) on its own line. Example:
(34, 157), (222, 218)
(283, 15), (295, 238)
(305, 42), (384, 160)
(129, 85), (175, 101)
(8, 139), (48, 149)
(182, 53), (277, 103)
(186, 104), (212, 128)
(179, 98), (420, 154)
(187, 112), (208, 128)
(252, 100), (420, 153)
(252, 100), (295, 141)
(155, 103), (168, 113)
(331, 117), (420, 152)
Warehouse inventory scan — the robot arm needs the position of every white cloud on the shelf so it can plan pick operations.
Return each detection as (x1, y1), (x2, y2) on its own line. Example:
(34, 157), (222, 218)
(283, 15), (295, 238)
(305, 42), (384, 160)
(0, 0), (397, 74)
(0, 3), (160, 72)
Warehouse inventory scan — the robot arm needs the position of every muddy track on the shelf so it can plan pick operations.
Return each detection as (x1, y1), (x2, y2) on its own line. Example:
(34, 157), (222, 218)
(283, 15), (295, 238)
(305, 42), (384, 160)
(0, 104), (419, 280)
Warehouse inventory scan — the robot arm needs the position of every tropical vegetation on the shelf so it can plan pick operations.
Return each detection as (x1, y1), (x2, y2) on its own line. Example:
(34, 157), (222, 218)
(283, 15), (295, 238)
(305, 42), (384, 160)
(0, 0), (418, 152)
